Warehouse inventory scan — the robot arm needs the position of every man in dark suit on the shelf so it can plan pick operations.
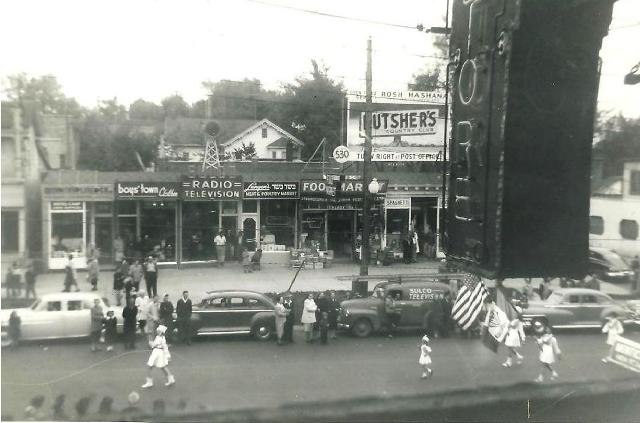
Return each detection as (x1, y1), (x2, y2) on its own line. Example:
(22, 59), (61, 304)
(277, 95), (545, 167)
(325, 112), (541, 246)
(176, 290), (193, 345)
(283, 293), (295, 343)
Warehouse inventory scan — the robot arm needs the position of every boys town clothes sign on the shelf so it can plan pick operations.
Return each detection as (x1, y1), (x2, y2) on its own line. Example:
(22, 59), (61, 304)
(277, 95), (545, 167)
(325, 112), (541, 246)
(115, 182), (179, 200)
(180, 177), (242, 201)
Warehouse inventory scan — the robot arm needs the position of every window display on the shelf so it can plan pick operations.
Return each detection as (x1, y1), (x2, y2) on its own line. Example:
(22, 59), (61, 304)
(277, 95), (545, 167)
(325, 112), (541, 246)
(182, 202), (219, 261)
(260, 200), (295, 249)
(140, 201), (176, 262)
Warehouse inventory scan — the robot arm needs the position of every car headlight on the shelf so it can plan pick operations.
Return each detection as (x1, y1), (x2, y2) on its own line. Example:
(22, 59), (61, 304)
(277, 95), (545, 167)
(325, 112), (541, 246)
(343, 309), (350, 317)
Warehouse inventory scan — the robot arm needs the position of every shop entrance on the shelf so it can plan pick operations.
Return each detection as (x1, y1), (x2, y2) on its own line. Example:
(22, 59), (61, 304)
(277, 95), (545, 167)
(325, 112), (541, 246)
(411, 197), (439, 259)
(95, 217), (113, 264)
(327, 211), (354, 258)
(242, 217), (257, 251)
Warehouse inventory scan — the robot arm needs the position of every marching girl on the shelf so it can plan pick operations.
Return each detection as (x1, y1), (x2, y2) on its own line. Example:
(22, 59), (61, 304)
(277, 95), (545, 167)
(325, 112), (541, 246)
(534, 322), (562, 382)
(502, 306), (525, 368)
(601, 315), (624, 363)
(419, 335), (433, 379)
(141, 325), (175, 388)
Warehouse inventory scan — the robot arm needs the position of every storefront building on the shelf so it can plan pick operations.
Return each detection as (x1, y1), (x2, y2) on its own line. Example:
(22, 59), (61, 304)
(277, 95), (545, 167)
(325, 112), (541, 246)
(40, 163), (444, 270)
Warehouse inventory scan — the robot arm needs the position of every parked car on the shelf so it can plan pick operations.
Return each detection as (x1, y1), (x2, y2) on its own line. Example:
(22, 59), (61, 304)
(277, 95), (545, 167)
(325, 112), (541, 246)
(1, 292), (122, 346)
(337, 280), (453, 337)
(589, 247), (634, 283)
(189, 290), (276, 341)
(521, 288), (638, 330)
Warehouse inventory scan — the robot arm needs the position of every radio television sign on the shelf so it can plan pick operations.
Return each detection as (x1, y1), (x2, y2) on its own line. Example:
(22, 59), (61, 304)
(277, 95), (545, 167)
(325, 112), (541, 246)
(181, 177), (242, 201)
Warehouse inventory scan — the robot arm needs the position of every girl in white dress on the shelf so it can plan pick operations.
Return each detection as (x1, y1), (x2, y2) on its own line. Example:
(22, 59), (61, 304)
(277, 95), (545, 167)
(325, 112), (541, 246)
(534, 324), (561, 382)
(503, 306), (525, 368)
(419, 335), (433, 379)
(141, 325), (175, 388)
(601, 315), (624, 363)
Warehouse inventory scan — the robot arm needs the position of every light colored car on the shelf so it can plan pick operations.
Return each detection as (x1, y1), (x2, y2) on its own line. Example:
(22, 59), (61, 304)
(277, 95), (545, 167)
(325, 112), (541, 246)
(521, 288), (638, 330)
(1, 292), (123, 345)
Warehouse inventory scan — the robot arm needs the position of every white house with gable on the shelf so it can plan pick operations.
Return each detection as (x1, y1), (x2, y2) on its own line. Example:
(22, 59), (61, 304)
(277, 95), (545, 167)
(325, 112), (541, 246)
(220, 119), (304, 160)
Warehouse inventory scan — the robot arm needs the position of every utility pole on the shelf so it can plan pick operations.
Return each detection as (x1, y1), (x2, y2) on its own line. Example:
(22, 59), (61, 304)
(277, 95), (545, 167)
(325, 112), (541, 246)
(360, 37), (373, 277)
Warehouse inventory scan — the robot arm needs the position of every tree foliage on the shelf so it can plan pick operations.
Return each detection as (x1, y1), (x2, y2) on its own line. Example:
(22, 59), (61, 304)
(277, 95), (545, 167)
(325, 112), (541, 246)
(161, 94), (190, 118)
(281, 60), (345, 158)
(2, 73), (84, 116)
(129, 99), (164, 120)
(223, 142), (257, 161)
(593, 113), (640, 177)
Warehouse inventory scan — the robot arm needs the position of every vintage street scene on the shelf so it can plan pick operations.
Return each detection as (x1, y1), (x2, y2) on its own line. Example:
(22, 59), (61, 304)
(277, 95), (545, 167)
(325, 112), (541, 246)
(1, 0), (640, 421)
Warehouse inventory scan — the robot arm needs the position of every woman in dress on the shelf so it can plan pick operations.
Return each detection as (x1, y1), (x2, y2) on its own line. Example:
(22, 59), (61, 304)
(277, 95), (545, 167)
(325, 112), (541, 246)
(419, 335), (433, 379)
(503, 306), (525, 367)
(141, 325), (175, 388)
(301, 293), (317, 343)
(274, 295), (290, 345)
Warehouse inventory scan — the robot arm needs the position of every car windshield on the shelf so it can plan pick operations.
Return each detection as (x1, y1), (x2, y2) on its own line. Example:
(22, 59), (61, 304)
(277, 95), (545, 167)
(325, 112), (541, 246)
(30, 299), (42, 310)
(546, 292), (564, 305)
(601, 251), (629, 269)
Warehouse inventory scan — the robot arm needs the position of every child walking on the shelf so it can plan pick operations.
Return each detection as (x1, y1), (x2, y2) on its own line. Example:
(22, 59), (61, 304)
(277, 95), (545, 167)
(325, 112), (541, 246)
(103, 310), (117, 352)
(419, 335), (433, 379)
(503, 306), (525, 368)
(601, 315), (624, 363)
(142, 325), (175, 388)
(534, 322), (562, 382)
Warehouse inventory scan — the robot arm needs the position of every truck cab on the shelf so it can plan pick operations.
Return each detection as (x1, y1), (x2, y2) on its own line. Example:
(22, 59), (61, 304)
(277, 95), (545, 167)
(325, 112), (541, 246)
(337, 279), (453, 337)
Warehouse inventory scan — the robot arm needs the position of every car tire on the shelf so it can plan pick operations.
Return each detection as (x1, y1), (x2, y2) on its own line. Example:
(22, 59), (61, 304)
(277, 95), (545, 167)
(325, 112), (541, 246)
(351, 318), (373, 338)
(252, 322), (273, 341)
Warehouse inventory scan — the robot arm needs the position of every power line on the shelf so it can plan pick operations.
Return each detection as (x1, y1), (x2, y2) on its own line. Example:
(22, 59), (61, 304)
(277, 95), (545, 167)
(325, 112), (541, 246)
(244, 0), (419, 30)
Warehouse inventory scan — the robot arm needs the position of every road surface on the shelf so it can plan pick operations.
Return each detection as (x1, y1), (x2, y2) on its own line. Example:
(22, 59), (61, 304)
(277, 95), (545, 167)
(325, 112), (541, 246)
(2, 328), (638, 420)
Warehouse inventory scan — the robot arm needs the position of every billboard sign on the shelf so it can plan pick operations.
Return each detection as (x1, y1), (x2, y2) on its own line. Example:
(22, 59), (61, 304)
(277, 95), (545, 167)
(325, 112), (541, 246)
(115, 182), (179, 200)
(243, 182), (299, 199)
(345, 89), (446, 161)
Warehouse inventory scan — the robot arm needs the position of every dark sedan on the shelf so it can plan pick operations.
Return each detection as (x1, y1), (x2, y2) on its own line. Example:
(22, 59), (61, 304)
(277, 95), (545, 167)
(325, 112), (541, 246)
(589, 247), (634, 283)
(189, 290), (276, 341)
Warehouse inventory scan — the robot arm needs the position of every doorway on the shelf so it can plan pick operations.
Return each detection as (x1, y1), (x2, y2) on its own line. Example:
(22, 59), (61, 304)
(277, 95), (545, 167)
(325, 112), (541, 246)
(95, 217), (113, 264)
(242, 217), (257, 251)
(327, 211), (354, 258)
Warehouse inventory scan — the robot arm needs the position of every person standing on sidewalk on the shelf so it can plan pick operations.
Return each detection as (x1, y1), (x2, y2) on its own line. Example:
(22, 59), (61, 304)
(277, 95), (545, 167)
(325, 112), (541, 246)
(283, 293), (295, 343)
(123, 297), (138, 350)
(144, 256), (158, 298)
(145, 295), (160, 346)
(159, 294), (174, 343)
(129, 259), (144, 293)
(631, 255), (640, 292)
(24, 263), (37, 300)
(176, 291), (193, 345)
(87, 257), (100, 291)
(274, 295), (289, 345)
(103, 309), (117, 352)
(301, 293), (317, 343)
(327, 291), (339, 340)
(113, 262), (126, 307)
(214, 230), (227, 266)
(64, 254), (79, 292)
(90, 299), (104, 352)
(135, 290), (149, 334)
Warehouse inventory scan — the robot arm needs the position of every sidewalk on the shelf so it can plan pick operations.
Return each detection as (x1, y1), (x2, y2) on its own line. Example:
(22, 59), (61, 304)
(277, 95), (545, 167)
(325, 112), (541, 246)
(2, 259), (633, 305)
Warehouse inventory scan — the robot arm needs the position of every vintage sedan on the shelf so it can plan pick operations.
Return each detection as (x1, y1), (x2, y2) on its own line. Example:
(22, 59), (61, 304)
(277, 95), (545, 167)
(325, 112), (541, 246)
(1, 292), (122, 345)
(521, 288), (638, 330)
(190, 290), (276, 341)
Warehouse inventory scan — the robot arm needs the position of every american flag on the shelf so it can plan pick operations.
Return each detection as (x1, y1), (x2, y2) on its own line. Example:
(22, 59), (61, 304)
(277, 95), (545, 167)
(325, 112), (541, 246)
(452, 273), (489, 330)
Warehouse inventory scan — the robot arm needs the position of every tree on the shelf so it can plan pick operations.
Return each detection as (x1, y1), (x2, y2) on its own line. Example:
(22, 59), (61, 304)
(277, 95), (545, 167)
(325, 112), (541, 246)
(2, 73), (84, 116)
(129, 99), (163, 120)
(280, 60), (345, 158)
(97, 97), (127, 120)
(593, 113), (640, 177)
(223, 142), (257, 161)
(408, 32), (448, 91)
(161, 94), (190, 118)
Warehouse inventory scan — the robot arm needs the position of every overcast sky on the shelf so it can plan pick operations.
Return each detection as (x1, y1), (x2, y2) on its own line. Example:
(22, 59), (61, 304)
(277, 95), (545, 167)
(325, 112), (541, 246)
(1, 0), (638, 117)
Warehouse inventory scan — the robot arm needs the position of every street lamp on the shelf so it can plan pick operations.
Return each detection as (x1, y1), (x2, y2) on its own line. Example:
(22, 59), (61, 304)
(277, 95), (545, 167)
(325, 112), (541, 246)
(368, 178), (380, 195)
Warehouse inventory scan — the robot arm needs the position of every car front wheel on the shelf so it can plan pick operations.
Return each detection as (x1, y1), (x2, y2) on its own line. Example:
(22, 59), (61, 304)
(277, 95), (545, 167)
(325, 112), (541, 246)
(252, 322), (273, 341)
(352, 318), (373, 338)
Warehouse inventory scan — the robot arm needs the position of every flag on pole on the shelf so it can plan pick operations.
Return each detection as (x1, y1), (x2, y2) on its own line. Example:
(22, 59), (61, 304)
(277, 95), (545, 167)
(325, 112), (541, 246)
(496, 284), (517, 322)
(451, 273), (489, 330)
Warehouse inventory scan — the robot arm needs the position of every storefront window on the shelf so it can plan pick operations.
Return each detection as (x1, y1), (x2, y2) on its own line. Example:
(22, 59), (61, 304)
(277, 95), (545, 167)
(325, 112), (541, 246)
(260, 200), (296, 248)
(1, 211), (19, 252)
(51, 213), (84, 257)
(182, 202), (219, 261)
(243, 200), (258, 213)
(301, 212), (325, 250)
(386, 209), (409, 252)
(140, 201), (176, 262)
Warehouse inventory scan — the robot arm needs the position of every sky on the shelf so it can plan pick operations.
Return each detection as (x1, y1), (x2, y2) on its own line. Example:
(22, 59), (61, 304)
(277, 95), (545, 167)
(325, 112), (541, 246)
(1, 0), (638, 117)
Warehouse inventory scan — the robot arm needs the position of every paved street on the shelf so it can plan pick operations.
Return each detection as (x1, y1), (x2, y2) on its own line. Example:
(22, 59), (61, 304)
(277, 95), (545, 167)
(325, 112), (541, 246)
(3, 259), (634, 308)
(2, 328), (639, 419)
